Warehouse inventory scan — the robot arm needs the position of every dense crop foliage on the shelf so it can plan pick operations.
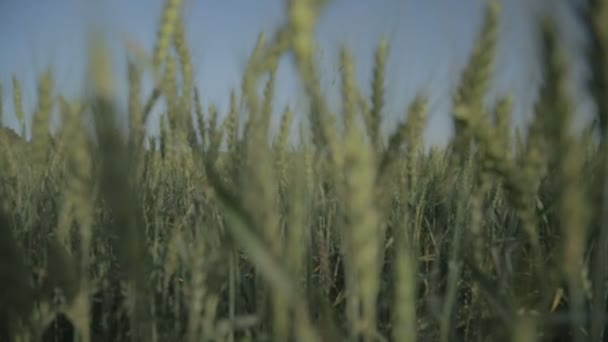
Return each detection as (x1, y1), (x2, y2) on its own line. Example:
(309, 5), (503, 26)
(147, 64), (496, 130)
(1, 0), (607, 341)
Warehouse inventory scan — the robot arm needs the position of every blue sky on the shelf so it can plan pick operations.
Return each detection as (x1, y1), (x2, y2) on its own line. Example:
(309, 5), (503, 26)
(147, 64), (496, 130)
(0, 0), (596, 146)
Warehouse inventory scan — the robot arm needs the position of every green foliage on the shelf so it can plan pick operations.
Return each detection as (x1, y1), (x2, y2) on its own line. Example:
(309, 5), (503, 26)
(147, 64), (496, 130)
(1, 0), (607, 341)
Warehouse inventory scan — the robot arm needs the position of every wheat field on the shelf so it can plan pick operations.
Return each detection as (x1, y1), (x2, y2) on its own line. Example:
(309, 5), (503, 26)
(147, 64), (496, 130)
(1, 0), (608, 341)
